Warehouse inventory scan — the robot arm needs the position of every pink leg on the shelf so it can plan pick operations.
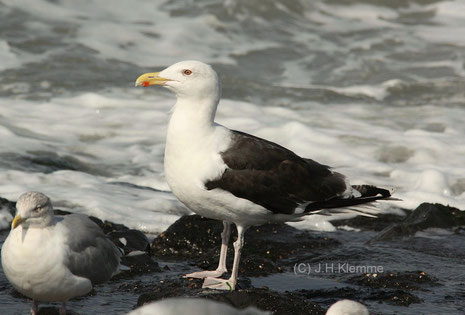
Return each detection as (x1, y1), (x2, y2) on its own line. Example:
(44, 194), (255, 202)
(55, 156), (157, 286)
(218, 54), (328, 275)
(185, 221), (231, 279)
(203, 224), (247, 290)
(31, 300), (39, 315)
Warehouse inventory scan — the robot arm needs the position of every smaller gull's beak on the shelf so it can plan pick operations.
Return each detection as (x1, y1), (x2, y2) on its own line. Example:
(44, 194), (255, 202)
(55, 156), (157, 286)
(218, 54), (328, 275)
(135, 72), (171, 87)
(12, 215), (25, 229)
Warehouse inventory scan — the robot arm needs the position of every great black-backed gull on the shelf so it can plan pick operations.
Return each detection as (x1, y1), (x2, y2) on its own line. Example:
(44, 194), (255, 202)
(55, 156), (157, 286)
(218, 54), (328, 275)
(1, 192), (121, 315)
(135, 60), (391, 290)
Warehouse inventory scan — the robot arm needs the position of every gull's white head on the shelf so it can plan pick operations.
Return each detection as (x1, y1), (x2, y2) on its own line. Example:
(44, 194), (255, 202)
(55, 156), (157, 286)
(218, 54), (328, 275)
(135, 60), (221, 102)
(12, 192), (54, 229)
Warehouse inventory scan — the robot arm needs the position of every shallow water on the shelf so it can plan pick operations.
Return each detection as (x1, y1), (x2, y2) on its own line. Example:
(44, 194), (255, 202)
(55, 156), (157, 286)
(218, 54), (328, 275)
(253, 228), (465, 314)
(0, 0), (464, 313)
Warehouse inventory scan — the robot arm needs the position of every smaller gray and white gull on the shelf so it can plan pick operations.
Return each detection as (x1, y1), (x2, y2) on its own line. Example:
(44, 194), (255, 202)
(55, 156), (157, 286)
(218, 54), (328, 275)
(1, 192), (121, 315)
(135, 60), (392, 290)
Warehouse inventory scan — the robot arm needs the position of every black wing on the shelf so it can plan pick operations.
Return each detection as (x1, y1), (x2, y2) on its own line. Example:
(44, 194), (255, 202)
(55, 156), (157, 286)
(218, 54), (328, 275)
(205, 130), (350, 214)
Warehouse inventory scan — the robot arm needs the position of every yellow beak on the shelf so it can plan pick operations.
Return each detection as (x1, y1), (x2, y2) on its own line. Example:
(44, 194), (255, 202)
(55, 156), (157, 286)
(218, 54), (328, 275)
(135, 72), (171, 87)
(12, 215), (24, 229)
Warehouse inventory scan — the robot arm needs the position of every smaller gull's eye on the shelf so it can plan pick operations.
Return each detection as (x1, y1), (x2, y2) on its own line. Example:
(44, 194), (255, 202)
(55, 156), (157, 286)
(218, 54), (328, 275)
(183, 69), (192, 75)
(34, 207), (41, 212)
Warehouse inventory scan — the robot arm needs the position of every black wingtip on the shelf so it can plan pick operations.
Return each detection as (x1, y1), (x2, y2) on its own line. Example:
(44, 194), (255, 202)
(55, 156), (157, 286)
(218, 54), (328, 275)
(352, 185), (391, 198)
(304, 185), (393, 213)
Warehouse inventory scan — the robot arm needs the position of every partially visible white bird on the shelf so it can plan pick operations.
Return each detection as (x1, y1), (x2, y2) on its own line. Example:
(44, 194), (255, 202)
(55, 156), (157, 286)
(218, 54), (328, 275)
(135, 60), (391, 290)
(127, 297), (270, 315)
(326, 299), (369, 315)
(1, 191), (121, 315)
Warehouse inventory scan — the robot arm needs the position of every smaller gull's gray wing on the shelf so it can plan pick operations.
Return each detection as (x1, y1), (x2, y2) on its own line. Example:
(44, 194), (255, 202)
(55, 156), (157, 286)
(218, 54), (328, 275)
(59, 214), (121, 285)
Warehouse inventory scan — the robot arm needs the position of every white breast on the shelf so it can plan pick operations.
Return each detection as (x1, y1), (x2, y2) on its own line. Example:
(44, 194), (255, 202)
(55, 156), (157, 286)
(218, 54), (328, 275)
(165, 117), (230, 212)
(1, 225), (91, 302)
(164, 117), (273, 225)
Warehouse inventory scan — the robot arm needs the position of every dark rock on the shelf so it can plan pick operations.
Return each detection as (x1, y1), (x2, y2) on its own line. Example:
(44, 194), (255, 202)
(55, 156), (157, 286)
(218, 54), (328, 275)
(152, 215), (339, 277)
(113, 253), (161, 279)
(0, 197), (16, 216)
(298, 281), (422, 307)
(366, 289), (422, 306)
(372, 203), (465, 242)
(196, 251), (281, 277)
(204, 288), (324, 315)
(134, 277), (253, 304)
(405, 203), (465, 227)
(244, 225), (340, 262)
(347, 271), (439, 291)
(118, 280), (148, 295)
(108, 229), (150, 254)
(151, 215), (224, 258)
(239, 255), (281, 277)
(292, 273), (431, 307)
(122, 253), (161, 275)
(331, 212), (407, 231)
(136, 281), (324, 315)
(96, 219), (130, 234)
(298, 287), (361, 301)
(136, 278), (205, 304)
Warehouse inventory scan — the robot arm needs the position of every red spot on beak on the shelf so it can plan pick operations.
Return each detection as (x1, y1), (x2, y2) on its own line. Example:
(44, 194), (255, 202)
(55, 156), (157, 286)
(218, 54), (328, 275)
(142, 81), (150, 87)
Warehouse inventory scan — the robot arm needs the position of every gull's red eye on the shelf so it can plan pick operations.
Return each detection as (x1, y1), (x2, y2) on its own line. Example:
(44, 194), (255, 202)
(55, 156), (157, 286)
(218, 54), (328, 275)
(183, 69), (192, 75)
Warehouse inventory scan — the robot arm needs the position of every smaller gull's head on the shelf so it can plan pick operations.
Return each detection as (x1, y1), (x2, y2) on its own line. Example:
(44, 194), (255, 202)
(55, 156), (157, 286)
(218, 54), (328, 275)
(12, 192), (54, 229)
(135, 60), (221, 101)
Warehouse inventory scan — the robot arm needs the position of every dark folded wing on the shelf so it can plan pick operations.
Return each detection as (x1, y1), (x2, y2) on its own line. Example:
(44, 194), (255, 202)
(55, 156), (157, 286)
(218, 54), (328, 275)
(205, 130), (349, 214)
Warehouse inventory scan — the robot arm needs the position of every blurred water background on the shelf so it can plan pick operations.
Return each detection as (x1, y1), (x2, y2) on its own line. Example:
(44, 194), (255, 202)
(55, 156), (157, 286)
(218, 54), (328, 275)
(0, 0), (464, 313)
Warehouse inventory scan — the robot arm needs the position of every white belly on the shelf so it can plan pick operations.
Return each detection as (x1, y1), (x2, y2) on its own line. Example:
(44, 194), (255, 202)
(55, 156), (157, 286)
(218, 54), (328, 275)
(1, 226), (91, 302)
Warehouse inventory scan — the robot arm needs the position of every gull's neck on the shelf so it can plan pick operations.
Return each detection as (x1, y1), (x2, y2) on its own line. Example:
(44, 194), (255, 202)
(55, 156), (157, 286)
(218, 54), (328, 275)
(167, 94), (219, 137)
